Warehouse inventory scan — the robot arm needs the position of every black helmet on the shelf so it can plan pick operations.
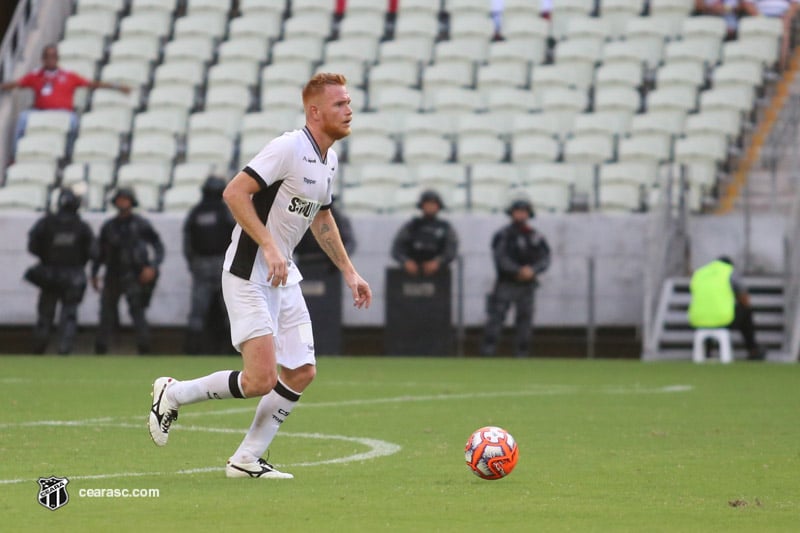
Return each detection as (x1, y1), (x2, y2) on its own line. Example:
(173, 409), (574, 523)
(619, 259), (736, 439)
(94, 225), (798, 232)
(506, 198), (534, 218)
(417, 189), (444, 210)
(57, 188), (81, 213)
(111, 187), (138, 208)
(202, 176), (227, 196)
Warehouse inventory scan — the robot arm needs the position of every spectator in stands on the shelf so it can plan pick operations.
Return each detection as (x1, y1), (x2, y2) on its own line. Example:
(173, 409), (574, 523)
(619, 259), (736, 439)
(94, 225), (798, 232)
(91, 188), (164, 355)
(391, 189), (458, 278)
(182, 177), (236, 354)
(295, 196), (356, 270)
(24, 188), (94, 355)
(332, 0), (400, 39)
(480, 198), (551, 358)
(695, 0), (746, 39)
(0, 43), (130, 154)
(688, 256), (766, 360)
(740, 0), (799, 68)
(490, 0), (553, 41)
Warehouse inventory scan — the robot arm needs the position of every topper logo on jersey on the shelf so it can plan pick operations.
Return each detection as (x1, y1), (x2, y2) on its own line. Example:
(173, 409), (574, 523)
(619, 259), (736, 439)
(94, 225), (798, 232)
(287, 196), (321, 219)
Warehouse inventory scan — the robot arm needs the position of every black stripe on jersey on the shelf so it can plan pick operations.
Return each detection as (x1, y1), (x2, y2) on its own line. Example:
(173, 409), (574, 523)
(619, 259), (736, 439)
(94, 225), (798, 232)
(228, 180), (284, 280)
(320, 203), (332, 210)
(302, 126), (326, 165)
(243, 165), (268, 189)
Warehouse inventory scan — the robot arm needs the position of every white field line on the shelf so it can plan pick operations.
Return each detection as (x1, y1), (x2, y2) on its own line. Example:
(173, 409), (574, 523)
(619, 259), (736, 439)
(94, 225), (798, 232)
(0, 385), (692, 485)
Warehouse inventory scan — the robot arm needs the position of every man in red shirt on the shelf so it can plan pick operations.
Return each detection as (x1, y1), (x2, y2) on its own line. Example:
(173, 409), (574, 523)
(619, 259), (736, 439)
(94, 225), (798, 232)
(0, 44), (130, 154)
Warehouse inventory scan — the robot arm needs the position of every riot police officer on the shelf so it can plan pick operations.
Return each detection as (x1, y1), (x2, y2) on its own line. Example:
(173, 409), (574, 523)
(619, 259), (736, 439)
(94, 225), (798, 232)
(480, 198), (551, 358)
(390, 189), (458, 277)
(91, 188), (164, 354)
(183, 177), (236, 354)
(25, 188), (94, 354)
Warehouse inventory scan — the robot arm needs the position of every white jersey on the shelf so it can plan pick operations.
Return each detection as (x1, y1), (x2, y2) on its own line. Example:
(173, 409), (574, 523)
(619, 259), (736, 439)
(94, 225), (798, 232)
(223, 126), (337, 286)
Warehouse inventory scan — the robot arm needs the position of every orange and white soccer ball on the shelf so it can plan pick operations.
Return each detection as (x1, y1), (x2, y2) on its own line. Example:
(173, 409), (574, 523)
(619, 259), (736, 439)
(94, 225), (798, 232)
(464, 426), (519, 480)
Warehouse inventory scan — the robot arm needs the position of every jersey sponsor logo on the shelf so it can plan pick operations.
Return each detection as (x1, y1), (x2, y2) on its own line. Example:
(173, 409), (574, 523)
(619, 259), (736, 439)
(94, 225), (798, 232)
(287, 196), (322, 219)
(302, 156), (317, 163)
(303, 177), (316, 184)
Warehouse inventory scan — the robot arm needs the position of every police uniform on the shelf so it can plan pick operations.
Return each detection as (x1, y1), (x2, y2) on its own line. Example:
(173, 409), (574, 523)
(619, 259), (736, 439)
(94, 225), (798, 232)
(222, 126), (337, 362)
(481, 200), (551, 357)
(183, 177), (236, 353)
(26, 189), (93, 354)
(92, 189), (165, 354)
(390, 190), (458, 270)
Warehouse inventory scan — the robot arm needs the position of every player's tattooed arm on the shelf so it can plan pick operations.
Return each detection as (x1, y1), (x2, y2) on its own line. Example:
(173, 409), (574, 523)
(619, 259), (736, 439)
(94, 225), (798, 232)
(311, 211), (351, 273)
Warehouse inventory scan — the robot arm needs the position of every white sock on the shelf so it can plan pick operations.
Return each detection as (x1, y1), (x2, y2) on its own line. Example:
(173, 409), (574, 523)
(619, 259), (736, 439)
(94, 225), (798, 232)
(229, 378), (301, 464)
(168, 371), (245, 406)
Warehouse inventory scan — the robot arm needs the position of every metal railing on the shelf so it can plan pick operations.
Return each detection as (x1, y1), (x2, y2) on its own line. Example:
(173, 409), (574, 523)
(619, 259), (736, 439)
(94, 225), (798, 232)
(642, 164), (690, 358)
(0, 0), (41, 85)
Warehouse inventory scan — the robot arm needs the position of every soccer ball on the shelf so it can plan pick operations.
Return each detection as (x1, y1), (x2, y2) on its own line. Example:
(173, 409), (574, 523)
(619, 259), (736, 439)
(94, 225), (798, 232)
(464, 426), (519, 480)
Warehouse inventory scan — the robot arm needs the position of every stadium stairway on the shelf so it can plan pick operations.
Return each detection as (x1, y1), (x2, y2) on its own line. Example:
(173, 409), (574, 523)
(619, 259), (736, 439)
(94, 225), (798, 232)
(646, 276), (787, 361)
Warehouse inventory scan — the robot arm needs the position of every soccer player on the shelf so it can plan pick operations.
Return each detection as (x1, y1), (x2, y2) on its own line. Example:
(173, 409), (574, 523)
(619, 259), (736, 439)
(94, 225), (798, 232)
(148, 73), (372, 479)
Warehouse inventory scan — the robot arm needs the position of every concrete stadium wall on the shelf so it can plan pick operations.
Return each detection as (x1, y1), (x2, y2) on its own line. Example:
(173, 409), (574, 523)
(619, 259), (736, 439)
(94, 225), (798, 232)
(0, 211), (786, 328)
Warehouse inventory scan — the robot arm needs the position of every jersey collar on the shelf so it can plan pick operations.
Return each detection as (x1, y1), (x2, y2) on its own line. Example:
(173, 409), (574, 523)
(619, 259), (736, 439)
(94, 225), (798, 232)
(302, 126), (327, 165)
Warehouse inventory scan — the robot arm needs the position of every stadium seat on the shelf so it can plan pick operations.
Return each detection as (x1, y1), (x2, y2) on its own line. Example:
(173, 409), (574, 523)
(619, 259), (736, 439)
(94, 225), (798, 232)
(101, 61), (151, 89)
(572, 111), (632, 138)
(563, 134), (615, 166)
(553, 39), (602, 86)
(600, 0), (644, 38)
(153, 62), (205, 91)
(593, 87), (641, 115)
(4, 162), (57, 186)
(448, 13), (494, 41)
(601, 39), (663, 73)
(283, 12), (333, 40)
(487, 38), (547, 68)
(402, 135), (453, 164)
(130, 0), (177, 15)
(128, 132), (177, 165)
(239, 0), (287, 17)
(207, 62), (260, 90)
(162, 38), (216, 66)
(173, 12), (228, 41)
(133, 108), (188, 138)
(188, 110), (243, 140)
(484, 87), (539, 114)
(629, 111), (686, 144)
(16, 133), (67, 164)
(663, 38), (721, 70)
(511, 113), (564, 141)
(172, 161), (223, 187)
(346, 135), (397, 164)
(600, 161), (658, 187)
(368, 62), (421, 92)
(511, 134), (560, 163)
(617, 133), (672, 165)
(24, 111), (73, 137)
(108, 37), (160, 64)
(649, 0), (695, 34)
(563, 16), (612, 48)
(57, 36), (105, 65)
(338, 183), (392, 213)
(646, 86), (698, 114)
(551, 0), (595, 40)
(424, 87), (484, 114)
(271, 37), (326, 65)
(476, 63), (529, 91)
(399, 113), (455, 139)
(501, 13), (550, 41)
(261, 62), (312, 89)
(712, 62), (763, 92)
(470, 162), (522, 189)
(369, 86), (423, 113)
(260, 85), (304, 112)
(186, 0), (232, 16)
(655, 62), (706, 91)
(75, 0), (126, 15)
(699, 86), (755, 115)
(456, 113), (511, 139)
(118, 11), (172, 41)
(530, 64), (579, 94)
(185, 133), (235, 169)
(721, 39), (779, 71)
(469, 182), (514, 214)
(435, 38), (489, 68)
(325, 36), (380, 64)
(0, 182), (49, 211)
(594, 63), (644, 91)
(680, 15), (727, 42)
(356, 163), (413, 187)
(517, 181), (571, 212)
(163, 184), (203, 212)
(117, 162), (171, 189)
(597, 182), (644, 212)
(61, 162), (114, 210)
(338, 13), (386, 39)
(148, 85), (197, 113)
(71, 133), (121, 164)
(412, 163), (468, 188)
(457, 135), (507, 164)
(228, 14), (282, 43)
(217, 39), (270, 70)
(394, 13), (440, 40)
(63, 12), (117, 40)
(314, 60), (368, 89)
(684, 110), (741, 139)
(378, 37), (435, 68)
(422, 62), (475, 91)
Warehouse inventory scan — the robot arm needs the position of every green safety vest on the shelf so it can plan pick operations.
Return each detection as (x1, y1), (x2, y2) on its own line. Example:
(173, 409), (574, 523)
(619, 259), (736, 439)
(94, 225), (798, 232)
(687, 260), (735, 328)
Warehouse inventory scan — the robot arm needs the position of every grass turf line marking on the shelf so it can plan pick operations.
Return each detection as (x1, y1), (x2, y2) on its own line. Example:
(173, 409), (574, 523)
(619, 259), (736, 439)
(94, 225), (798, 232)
(0, 425), (401, 485)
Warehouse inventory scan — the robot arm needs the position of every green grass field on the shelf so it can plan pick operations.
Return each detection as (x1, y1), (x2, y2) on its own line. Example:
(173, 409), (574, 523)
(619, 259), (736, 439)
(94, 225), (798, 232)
(1, 355), (798, 532)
